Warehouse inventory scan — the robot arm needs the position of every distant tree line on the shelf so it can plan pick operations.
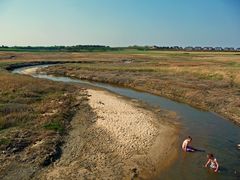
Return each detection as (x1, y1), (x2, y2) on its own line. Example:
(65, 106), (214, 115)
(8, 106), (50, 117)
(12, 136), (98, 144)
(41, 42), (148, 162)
(0, 45), (114, 52)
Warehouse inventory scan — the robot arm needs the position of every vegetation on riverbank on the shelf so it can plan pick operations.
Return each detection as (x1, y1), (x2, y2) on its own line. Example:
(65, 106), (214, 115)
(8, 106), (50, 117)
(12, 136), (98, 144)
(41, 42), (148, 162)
(0, 45), (113, 52)
(1, 50), (240, 126)
(36, 50), (240, 125)
(0, 69), (88, 178)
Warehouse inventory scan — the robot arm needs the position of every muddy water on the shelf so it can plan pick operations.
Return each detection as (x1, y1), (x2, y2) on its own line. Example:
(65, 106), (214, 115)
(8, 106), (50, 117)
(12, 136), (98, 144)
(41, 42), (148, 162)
(13, 65), (240, 180)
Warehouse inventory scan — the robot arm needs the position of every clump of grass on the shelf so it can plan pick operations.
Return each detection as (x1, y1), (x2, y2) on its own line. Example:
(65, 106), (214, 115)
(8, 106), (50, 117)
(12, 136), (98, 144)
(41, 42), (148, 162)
(0, 117), (9, 130)
(198, 73), (223, 80)
(43, 121), (64, 133)
(0, 111), (37, 131)
(0, 138), (10, 145)
(0, 103), (32, 115)
(0, 102), (36, 131)
(227, 62), (240, 67)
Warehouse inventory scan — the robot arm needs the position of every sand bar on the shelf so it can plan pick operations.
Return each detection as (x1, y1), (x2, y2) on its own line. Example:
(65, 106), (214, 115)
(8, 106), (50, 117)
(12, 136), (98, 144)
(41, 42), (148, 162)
(39, 89), (178, 179)
(20, 67), (178, 179)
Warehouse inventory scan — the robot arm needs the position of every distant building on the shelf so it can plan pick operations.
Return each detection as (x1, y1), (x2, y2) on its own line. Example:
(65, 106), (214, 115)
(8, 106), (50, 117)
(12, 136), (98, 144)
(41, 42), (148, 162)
(236, 48), (240, 51)
(184, 46), (193, 51)
(215, 47), (223, 51)
(203, 47), (214, 51)
(224, 47), (235, 51)
(172, 46), (183, 50)
(194, 47), (202, 51)
(149, 46), (159, 50)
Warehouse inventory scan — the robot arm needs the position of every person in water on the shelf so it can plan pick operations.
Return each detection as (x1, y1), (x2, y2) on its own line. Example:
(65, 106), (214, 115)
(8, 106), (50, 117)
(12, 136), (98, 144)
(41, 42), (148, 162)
(204, 153), (219, 173)
(182, 136), (196, 152)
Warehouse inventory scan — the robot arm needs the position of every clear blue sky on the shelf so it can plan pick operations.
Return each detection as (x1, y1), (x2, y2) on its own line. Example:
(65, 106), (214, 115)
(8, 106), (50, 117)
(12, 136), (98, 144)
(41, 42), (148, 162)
(0, 0), (239, 47)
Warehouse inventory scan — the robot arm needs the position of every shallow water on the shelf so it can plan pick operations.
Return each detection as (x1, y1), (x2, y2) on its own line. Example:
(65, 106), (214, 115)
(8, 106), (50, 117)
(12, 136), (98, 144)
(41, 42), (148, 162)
(13, 65), (240, 179)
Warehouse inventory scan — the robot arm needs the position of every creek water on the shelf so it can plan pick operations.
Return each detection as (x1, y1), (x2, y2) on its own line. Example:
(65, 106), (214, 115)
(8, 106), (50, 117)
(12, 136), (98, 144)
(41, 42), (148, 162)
(13, 65), (240, 180)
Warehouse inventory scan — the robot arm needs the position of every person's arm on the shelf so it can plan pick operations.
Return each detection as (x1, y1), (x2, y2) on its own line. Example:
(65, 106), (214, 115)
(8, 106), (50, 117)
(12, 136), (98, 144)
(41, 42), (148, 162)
(214, 159), (219, 172)
(204, 159), (210, 167)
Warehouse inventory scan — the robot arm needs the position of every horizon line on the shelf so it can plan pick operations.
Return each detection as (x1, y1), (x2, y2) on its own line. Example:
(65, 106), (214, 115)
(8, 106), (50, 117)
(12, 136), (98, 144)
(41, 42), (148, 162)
(1, 44), (240, 48)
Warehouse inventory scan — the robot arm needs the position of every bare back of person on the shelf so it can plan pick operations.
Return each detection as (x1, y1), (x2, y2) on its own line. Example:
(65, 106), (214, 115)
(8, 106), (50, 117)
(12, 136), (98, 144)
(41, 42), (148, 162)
(182, 136), (196, 152)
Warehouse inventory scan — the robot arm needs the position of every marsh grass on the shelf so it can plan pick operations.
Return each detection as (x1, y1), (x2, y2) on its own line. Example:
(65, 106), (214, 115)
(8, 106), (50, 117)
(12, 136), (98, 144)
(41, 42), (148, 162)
(0, 69), (82, 133)
(39, 50), (240, 124)
(0, 63), (87, 177)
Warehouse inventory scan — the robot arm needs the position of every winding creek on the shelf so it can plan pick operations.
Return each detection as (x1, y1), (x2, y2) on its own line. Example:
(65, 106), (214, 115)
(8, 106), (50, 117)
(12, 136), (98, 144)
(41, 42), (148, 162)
(12, 65), (240, 179)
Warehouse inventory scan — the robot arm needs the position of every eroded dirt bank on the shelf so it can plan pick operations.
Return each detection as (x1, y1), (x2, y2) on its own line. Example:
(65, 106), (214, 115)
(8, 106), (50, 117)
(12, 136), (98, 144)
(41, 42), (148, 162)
(38, 89), (178, 180)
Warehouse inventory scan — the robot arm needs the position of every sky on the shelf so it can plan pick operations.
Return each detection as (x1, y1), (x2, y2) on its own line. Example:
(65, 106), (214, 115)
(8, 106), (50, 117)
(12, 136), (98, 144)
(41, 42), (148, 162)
(0, 0), (240, 47)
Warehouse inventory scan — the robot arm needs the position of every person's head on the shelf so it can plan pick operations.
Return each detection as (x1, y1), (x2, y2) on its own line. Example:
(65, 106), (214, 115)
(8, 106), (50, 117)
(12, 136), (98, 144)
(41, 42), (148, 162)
(187, 136), (192, 142)
(207, 153), (214, 159)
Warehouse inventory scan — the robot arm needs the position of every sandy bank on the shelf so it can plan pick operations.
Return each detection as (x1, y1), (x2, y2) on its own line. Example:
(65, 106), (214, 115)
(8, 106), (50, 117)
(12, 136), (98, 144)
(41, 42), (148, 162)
(20, 67), (38, 75)
(38, 89), (178, 179)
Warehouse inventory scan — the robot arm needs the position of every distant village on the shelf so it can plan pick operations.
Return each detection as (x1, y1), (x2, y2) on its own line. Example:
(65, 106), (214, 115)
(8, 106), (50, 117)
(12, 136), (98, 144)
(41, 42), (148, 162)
(149, 46), (240, 51)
